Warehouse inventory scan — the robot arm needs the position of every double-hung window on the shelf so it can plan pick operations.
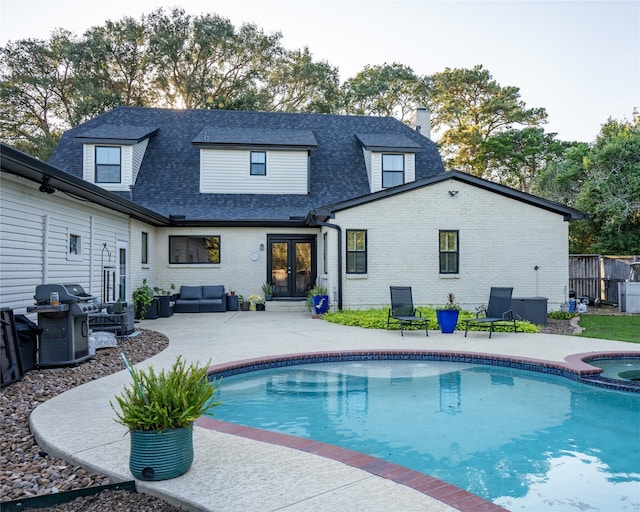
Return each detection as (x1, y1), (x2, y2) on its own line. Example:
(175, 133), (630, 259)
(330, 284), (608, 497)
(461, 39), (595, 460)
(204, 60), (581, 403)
(250, 151), (266, 176)
(382, 154), (404, 188)
(439, 230), (459, 274)
(346, 229), (367, 274)
(95, 146), (121, 183)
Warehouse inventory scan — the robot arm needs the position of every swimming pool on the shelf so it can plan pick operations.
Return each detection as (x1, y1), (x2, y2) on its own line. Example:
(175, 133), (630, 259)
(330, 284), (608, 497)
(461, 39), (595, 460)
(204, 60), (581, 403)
(209, 357), (640, 512)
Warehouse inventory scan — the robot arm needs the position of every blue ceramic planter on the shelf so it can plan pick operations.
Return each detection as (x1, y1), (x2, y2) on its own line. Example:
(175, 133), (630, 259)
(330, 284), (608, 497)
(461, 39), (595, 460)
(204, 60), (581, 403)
(129, 427), (193, 481)
(312, 295), (329, 314)
(436, 309), (459, 334)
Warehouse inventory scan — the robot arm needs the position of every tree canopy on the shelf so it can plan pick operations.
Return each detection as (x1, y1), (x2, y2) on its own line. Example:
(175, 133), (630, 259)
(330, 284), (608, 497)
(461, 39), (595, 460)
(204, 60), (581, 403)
(1, 10), (636, 255)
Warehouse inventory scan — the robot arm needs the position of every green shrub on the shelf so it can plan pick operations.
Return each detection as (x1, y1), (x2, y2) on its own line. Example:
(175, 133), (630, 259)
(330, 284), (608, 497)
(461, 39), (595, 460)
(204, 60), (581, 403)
(324, 307), (540, 333)
(111, 355), (221, 432)
(548, 311), (579, 320)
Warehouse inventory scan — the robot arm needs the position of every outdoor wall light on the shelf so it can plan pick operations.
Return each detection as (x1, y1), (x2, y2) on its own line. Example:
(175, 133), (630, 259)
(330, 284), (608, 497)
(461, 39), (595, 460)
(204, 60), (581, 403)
(39, 176), (56, 194)
(259, 243), (265, 251)
(448, 190), (458, 196)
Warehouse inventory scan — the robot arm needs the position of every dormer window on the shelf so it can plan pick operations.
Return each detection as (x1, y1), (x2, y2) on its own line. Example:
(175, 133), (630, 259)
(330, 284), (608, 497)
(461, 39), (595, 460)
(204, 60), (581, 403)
(95, 146), (122, 183)
(250, 151), (266, 176)
(382, 154), (404, 188)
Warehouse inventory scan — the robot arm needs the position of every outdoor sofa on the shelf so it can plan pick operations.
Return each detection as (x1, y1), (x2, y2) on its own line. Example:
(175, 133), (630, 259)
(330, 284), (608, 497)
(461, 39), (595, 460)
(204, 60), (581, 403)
(174, 285), (227, 313)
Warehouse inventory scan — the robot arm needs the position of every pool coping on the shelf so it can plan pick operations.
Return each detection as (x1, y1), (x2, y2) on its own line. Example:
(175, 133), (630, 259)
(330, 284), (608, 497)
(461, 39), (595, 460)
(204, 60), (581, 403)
(196, 349), (640, 512)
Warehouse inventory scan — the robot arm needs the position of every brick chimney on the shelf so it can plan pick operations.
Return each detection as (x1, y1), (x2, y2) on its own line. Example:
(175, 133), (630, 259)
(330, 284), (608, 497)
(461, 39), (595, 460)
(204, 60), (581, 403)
(410, 106), (431, 139)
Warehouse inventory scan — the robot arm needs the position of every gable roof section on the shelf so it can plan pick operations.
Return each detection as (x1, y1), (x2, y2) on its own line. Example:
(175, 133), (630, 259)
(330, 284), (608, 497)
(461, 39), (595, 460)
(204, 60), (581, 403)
(73, 125), (158, 145)
(312, 170), (586, 222)
(49, 107), (445, 223)
(354, 132), (422, 152)
(193, 127), (317, 149)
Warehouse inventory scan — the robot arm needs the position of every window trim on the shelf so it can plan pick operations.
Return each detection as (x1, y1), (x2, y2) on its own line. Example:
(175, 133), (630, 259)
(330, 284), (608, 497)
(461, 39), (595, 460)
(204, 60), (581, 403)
(169, 235), (221, 264)
(346, 229), (367, 274)
(382, 153), (404, 188)
(250, 151), (267, 176)
(67, 231), (82, 261)
(95, 146), (122, 183)
(439, 230), (459, 274)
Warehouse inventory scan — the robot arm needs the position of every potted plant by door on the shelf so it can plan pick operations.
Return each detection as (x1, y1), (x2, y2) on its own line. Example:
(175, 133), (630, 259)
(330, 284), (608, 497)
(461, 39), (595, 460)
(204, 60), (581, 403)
(436, 293), (460, 334)
(308, 285), (329, 315)
(111, 355), (221, 481)
(261, 282), (273, 301)
(238, 294), (250, 311)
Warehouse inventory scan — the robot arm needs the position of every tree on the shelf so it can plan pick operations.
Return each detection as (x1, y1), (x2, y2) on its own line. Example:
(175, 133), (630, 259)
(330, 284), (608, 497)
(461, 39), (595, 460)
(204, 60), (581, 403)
(341, 63), (429, 121)
(569, 118), (640, 254)
(76, 16), (153, 109)
(264, 47), (341, 113)
(0, 31), (79, 159)
(146, 8), (282, 109)
(428, 65), (548, 177)
(479, 127), (567, 193)
(534, 142), (589, 206)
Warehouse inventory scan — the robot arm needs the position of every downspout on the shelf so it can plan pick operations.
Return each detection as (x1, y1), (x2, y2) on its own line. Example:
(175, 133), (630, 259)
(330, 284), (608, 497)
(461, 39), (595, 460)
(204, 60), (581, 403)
(314, 218), (343, 310)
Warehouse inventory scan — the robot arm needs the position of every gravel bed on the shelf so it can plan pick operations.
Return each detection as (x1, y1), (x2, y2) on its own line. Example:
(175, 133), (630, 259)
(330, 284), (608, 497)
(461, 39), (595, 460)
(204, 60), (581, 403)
(1, 328), (181, 511)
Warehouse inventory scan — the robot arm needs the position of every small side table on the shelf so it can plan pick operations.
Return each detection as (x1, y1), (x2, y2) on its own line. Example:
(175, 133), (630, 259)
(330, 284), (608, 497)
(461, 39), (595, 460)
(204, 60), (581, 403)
(226, 294), (239, 311)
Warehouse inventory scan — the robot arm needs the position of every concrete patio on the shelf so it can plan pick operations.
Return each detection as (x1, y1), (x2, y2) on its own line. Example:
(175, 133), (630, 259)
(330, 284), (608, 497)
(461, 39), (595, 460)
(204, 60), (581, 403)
(29, 309), (638, 511)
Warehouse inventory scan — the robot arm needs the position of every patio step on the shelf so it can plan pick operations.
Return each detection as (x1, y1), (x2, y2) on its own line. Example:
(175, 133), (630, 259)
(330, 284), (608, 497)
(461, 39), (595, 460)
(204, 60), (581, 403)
(265, 300), (309, 313)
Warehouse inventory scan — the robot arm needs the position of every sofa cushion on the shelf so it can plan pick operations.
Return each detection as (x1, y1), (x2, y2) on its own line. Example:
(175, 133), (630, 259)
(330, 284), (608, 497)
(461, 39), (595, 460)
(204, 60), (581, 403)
(179, 286), (202, 300)
(202, 285), (224, 299)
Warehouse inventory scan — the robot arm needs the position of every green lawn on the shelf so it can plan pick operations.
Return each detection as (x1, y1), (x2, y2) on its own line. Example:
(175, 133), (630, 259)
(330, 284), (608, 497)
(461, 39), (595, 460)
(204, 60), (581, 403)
(577, 315), (640, 343)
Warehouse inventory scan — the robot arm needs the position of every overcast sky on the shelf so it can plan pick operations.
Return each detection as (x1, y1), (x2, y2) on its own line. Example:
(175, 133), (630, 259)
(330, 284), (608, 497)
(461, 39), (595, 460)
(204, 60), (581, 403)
(1, 0), (638, 142)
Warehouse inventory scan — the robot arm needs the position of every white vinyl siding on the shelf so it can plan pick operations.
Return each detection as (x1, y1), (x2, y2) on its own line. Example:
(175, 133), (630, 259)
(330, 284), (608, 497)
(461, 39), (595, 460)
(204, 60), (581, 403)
(0, 173), (130, 313)
(131, 138), (149, 184)
(366, 152), (415, 193)
(200, 149), (308, 194)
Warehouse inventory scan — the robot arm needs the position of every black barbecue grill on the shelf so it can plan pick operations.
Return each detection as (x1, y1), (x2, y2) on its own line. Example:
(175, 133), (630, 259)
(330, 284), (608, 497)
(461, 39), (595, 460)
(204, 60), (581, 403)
(28, 284), (99, 367)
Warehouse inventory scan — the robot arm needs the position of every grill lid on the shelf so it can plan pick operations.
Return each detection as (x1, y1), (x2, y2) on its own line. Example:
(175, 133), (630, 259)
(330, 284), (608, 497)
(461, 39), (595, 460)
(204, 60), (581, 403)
(35, 284), (96, 303)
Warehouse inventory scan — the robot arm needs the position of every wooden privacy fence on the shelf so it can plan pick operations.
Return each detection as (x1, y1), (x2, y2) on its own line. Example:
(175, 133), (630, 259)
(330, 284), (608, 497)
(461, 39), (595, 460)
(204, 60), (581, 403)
(569, 255), (640, 304)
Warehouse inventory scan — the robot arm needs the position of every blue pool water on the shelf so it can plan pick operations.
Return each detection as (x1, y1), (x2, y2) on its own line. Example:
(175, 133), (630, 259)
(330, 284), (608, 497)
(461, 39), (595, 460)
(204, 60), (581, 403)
(211, 360), (640, 511)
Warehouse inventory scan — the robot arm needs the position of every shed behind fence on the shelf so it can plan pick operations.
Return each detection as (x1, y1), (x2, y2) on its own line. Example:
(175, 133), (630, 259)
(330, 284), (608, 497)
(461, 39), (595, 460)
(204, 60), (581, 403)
(569, 255), (640, 304)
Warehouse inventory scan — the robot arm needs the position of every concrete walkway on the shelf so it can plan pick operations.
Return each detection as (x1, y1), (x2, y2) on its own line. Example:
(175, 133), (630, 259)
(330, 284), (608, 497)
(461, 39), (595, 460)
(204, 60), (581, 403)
(30, 311), (638, 511)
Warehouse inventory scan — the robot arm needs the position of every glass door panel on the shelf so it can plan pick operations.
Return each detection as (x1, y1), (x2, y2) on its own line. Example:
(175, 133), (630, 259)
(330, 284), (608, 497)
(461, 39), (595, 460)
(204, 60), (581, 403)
(295, 242), (312, 293)
(271, 242), (289, 295)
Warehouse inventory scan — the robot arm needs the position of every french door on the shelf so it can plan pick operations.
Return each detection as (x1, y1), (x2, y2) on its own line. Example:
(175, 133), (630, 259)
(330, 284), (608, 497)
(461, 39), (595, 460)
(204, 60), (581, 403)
(268, 235), (316, 298)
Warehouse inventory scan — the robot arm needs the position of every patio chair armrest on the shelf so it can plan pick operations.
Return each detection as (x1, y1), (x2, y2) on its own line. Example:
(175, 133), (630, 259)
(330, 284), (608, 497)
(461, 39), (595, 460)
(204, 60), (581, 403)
(502, 310), (514, 320)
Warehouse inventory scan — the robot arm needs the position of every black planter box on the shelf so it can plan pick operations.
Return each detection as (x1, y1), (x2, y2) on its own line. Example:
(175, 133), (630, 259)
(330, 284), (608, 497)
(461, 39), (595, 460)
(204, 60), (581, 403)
(226, 294), (239, 311)
(156, 296), (174, 317)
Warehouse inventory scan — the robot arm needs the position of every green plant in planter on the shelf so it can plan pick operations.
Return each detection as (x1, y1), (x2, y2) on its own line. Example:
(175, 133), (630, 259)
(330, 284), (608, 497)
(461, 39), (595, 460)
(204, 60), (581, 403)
(111, 355), (221, 481)
(133, 279), (154, 319)
(111, 355), (221, 432)
(307, 284), (329, 312)
(436, 293), (460, 333)
(153, 284), (176, 297)
(440, 292), (460, 310)
(261, 282), (273, 300)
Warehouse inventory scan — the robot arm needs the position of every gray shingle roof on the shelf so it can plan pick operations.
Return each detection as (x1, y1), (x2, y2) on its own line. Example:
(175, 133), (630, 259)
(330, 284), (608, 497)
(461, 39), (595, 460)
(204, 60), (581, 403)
(73, 125), (158, 144)
(193, 127), (317, 148)
(50, 107), (445, 222)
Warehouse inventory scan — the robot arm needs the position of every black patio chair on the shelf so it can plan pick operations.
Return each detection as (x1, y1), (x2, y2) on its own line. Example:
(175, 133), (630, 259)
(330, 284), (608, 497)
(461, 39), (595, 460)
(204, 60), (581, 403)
(464, 287), (517, 338)
(387, 286), (429, 337)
